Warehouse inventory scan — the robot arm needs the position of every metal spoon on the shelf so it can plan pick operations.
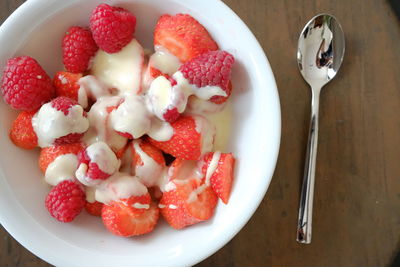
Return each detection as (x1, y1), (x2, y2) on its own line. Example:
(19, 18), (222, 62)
(296, 14), (345, 244)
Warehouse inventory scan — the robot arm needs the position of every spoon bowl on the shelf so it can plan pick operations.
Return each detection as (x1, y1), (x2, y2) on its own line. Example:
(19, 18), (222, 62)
(296, 14), (345, 244)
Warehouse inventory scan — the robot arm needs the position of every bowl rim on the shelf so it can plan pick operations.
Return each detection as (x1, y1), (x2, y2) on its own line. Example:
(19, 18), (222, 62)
(0, 0), (281, 266)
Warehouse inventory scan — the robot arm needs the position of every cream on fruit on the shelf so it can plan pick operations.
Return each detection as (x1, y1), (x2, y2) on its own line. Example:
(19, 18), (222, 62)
(91, 39), (144, 95)
(149, 46), (181, 76)
(146, 71), (227, 122)
(78, 75), (114, 106)
(83, 96), (128, 151)
(32, 103), (89, 148)
(132, 140), (164, 187)
(110, 95), (151, 139)
(45, 154), (79, 186)
(75, 141), (120, 186)
(94, 172), (148, 204)
(193, 115), (216, 155)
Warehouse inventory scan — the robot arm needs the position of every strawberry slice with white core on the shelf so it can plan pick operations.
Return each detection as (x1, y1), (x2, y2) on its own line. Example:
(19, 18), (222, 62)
(110, 95), (151, 138)
(94, 172), (148, 205)
(83, 96), (128, 151)
(131, 139), (166, 188)
(91, 39), (144, 95)
(75, 141), (120, 186)
(32, 97), (89, 148)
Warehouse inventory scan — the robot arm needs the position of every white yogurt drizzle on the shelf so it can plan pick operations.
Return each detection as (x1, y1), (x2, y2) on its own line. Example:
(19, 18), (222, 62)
(32, 103), (89, 148)
(44, 154), (78, 186)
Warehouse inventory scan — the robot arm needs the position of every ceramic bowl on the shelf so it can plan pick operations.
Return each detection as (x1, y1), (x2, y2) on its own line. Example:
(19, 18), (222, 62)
(0, 0), (280, 266)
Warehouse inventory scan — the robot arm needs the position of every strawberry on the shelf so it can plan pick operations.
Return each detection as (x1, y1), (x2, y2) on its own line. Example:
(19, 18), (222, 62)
(201, 152), (235, 204)
(102, 201), (159, 237)
(131, 140), (165, 187)
(85, 201), (103, 217)
(53, 71), (82, 102)
(9, 110), (38, 149)
(160, 178), (217, 229)
(132, 140), (165, 166)
(154, 14), (218, 62)
(147, 115), (215, 160)
(38, 143), (85, 173)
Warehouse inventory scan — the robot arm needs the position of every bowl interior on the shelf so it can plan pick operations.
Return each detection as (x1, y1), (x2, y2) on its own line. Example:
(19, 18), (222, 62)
(0, 0), (280, 266)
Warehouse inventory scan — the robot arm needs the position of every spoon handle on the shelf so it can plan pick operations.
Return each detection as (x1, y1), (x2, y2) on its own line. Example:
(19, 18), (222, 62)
(297, 87), (321, 244)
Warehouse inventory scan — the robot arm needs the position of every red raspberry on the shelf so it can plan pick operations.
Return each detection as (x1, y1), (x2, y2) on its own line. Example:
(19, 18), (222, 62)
(62, 26), (98, 73)
(45, 180), (86, 223)
(1, 56), (54, 111)
(51, 96), (79, 115)
(90, 4), (136, 53)
(77, 149), (110, 180)
(50, 96), (87, 145)
(179, 51), (234, 104)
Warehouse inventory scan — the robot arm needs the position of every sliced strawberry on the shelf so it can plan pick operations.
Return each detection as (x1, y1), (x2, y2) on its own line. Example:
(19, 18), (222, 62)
(131, 140), (165, 187)
(85, 201), (103, 217)
(9, 110), (38, 149)
(147, 115), (214, 160)
(160, 178), (217, 229)
(159, 188), (200, 229)
(149, 66), (171, 80)
(102, 201), (159, 237)
(154, 14), (218, 62)
(201, 152), (235, 204)
(39, 143), (85, 173)
(53, 71), (83, 101)
(132, 140), (165, 166)
(120, 193), (152, 215)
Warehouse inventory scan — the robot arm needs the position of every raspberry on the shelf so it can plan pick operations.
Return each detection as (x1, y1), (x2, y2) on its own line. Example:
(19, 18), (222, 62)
(62, 26), (98, 73)
(90, 4), (136, 53)
(51, 96), (79, 115)
(179, 51), (234, 104)
(77, 149), (110, 180)
(1, 56), (55, 111)
(45, 180), (86, 222)
(49, 96), (87, 145)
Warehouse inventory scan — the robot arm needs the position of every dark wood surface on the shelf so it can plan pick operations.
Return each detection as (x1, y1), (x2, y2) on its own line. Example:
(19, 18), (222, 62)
(1, 0), (400, 266)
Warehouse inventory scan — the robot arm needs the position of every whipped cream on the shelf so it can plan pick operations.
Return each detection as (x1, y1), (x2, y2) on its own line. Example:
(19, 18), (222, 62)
(32, 103), (89, 148)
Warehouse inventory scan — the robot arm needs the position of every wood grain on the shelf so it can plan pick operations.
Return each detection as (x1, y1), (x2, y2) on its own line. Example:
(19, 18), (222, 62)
(1, 0), (400, 266)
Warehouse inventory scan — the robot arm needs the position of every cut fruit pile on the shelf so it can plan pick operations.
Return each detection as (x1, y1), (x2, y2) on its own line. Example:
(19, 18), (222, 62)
(1, 4), (237, 237)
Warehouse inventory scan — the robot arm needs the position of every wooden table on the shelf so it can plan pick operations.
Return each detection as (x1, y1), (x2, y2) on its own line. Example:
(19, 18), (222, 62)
(1, 0), (400, 266)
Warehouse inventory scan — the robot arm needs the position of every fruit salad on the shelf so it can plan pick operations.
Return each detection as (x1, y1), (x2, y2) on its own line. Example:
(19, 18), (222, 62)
(1, 4), (236, 237)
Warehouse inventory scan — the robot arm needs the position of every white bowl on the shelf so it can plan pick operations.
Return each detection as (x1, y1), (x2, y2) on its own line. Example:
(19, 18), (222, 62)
(0, 0), (281, 266)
